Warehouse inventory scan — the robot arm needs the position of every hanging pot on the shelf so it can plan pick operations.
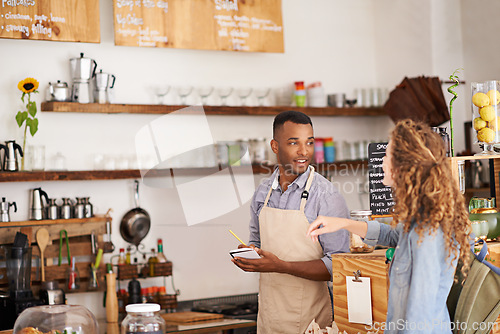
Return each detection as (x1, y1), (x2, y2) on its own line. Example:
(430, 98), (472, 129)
(120, 180), (151, 246)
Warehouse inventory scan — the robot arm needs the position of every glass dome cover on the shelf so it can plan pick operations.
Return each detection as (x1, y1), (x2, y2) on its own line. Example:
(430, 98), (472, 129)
(13, 305), (98, 334)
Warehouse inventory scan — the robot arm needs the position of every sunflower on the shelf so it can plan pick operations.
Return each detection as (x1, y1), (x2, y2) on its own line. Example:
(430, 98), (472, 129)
(18, 77), (39, 94)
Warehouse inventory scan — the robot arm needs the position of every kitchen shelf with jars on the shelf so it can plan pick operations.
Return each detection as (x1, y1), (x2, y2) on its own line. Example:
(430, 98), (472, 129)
(111, 245), (179, 313)
(41, 101), (386, 117)
(0, 214), (109, 294)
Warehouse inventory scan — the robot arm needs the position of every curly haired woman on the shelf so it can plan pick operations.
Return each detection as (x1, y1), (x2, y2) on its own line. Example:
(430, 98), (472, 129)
(307, 119), (470, 333)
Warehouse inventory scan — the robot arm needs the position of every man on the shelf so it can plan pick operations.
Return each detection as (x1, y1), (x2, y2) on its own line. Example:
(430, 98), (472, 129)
(232, 110), (350, 334)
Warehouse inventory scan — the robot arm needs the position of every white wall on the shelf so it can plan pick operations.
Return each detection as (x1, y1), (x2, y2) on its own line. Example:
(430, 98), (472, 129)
(2, 0), (484, 316)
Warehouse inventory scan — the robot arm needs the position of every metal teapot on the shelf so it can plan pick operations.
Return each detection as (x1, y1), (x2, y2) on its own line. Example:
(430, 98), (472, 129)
(47, 81), (71, 102)
(0, 140), (23, 172)
(0, 197), (17, 222)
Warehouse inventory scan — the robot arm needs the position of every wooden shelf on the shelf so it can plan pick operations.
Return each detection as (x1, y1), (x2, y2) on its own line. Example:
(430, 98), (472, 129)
(0, 161), (368, 182)
(0, 215), (108, 228)
(0, 169), (141, 182)
(41, 101), (386, 116)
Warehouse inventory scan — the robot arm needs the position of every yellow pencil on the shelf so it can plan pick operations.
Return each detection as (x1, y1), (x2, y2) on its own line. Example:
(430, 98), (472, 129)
(229, 229), (247, 246)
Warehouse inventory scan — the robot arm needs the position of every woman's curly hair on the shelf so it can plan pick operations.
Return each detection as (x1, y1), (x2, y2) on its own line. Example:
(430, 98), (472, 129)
(389, 119), (470, 280)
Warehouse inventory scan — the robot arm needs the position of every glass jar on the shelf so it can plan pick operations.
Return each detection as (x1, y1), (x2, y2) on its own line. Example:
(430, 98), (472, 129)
(349, 210), (375, 253)
(471, 81), (500, 156)
(121, 303), (166, 334)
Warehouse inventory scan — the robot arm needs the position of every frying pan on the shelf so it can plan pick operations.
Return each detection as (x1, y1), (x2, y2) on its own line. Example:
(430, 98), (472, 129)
(120, 180), (151, 246)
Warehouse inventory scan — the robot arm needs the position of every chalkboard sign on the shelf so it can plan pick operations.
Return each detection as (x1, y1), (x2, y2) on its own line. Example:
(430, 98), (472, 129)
(0, 0), (100, 43)
(368, 142), (394, 217)
(113, 0), (284, 53)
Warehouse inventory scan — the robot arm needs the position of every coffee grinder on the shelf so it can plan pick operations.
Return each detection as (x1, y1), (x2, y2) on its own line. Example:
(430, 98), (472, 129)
(0, 232), (42, 330)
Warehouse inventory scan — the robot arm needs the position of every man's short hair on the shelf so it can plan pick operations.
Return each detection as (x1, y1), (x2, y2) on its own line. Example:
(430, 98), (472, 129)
(273, 110), (313, 138)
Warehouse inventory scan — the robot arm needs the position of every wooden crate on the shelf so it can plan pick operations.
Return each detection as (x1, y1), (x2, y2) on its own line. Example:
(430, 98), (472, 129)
(331, 249), (389, 334)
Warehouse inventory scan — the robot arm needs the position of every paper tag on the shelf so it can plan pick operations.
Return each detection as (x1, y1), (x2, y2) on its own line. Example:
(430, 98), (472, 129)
(346, 276), (372, 325)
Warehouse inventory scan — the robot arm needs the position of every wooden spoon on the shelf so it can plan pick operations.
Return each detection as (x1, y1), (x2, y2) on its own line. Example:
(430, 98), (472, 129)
(36, 228), (50, 282)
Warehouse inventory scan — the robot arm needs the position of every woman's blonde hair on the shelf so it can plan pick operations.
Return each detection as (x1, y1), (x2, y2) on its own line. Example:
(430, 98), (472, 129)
(389, 119), (470, 280)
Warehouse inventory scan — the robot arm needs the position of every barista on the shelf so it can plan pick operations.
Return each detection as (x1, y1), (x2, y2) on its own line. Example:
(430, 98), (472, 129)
(231, 110), (349, 334)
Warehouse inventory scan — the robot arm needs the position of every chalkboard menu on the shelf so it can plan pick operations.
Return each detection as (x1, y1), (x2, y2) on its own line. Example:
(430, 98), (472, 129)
(368, 142), (394, 217)
(113, 0), (284, 53)
(0, 0), (100, 42)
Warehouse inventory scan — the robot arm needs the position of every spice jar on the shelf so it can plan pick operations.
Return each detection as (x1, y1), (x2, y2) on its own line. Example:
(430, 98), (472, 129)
(349, 210), (375, 253)
(121, 303), (166, 334)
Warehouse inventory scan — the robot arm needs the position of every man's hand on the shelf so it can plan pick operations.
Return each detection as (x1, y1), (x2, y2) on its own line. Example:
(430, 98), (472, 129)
(231, 248), (284, 273)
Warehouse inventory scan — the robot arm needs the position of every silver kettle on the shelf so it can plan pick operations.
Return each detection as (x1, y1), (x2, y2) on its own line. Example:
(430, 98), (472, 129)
(0, 197), (17, 222)
(47, 81), (71, 102)
(0, 140), (23, 172)
(29, 188), (50, 220)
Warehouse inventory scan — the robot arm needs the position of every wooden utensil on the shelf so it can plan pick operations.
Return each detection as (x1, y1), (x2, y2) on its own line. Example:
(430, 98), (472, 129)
(36, 228), (50, 282)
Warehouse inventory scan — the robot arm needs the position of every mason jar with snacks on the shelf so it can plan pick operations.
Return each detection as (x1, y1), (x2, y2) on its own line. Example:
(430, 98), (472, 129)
(349, 210), (375, 253)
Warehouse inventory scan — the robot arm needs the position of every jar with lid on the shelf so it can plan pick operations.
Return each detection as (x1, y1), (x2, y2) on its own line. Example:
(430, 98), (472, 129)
(349, 210), (375, 253)
(121, 303), (166, 334)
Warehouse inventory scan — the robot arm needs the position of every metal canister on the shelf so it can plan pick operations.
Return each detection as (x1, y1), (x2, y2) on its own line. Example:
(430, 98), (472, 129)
(349, 210), (375, 253)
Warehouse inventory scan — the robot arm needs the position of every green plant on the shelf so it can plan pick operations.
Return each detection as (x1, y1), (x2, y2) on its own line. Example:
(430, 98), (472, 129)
(15, 77), (39, 170)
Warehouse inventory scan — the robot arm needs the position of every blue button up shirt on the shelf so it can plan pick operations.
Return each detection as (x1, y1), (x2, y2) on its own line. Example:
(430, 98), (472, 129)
(364, 220), (457, 333)
(249, 166), (350, 278)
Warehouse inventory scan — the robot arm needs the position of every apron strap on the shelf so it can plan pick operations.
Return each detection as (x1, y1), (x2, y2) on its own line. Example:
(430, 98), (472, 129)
(263, 166), (316, 209)
(299, 166), (315, 212)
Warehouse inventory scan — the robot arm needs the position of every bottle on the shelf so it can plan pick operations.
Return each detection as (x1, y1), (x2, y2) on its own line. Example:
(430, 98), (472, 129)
(125, 246), (132, 265)
(156, 239), (167, 263)
(67, 257), (80, 291)
(118, 248), (126, 265)
(121, 303), (166, 334)
(314, 138), (324, 163)
(106, 266), (119, 323)
(148, 249), (158, 277)
(140, 288), (148, 304)
(323, 137), (335, 163)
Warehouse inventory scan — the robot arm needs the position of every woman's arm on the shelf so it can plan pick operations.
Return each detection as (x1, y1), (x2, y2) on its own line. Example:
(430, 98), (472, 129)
(308, 216), (401, 248)
(307, 216), (367, 242)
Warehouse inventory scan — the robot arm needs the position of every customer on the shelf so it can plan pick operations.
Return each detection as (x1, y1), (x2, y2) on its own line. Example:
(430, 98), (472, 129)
(231, 110), (350, 334)
(307, 119), (470, 333)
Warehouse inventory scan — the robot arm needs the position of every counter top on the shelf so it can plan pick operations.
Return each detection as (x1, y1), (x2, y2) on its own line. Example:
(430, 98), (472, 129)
(101, 317), (256, 334)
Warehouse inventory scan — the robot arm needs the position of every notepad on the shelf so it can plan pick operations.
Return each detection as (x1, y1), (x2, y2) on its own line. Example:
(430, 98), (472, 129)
(229, 248), (260, 259)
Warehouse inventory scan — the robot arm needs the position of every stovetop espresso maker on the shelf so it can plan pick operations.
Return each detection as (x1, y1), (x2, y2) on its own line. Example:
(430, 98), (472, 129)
(0, 140), (23, 172)
(70, 53), (97, 104)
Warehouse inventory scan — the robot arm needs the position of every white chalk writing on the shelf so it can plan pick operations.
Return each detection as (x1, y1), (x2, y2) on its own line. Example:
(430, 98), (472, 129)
(4, 12), (31, 20)
(215, 0), (238, 11)
(5, 23), (29, 35)
(2, 0), (35, 7)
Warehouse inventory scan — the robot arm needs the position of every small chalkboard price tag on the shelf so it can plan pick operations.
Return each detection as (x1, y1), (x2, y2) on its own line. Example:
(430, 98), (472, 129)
(368, 142), (394, 217)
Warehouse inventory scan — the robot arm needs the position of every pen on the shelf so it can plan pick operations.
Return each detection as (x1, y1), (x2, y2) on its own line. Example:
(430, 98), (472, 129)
(229, 229), (247, 246)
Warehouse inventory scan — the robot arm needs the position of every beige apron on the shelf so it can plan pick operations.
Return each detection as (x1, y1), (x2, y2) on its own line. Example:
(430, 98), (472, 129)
(257, 167), (332, 334)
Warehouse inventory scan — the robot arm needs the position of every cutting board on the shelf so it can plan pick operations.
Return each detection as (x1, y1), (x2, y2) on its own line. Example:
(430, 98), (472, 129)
(161, 311), (224, 323)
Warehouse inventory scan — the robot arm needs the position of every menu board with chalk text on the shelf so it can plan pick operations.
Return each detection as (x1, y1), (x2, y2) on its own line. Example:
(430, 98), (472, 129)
(368, 142), (394, 217)
(0, 0), (100, 43)
(113, 0), (284, 52)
